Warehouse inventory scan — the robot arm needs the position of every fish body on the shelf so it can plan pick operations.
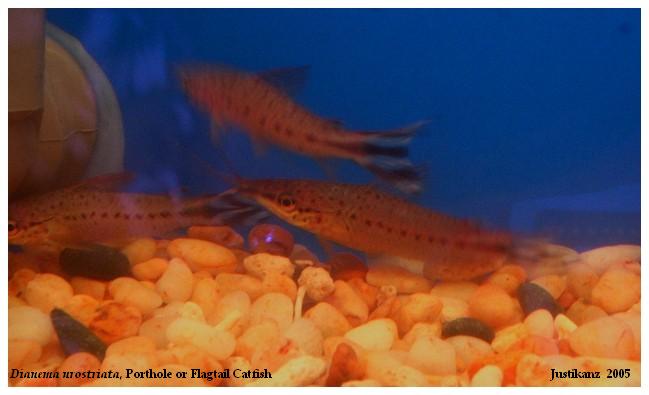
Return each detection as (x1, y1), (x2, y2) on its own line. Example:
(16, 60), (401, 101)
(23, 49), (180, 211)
(232, 178), (519, 281)
(9, 183), (223, 247)
(180, 65), (427, 193)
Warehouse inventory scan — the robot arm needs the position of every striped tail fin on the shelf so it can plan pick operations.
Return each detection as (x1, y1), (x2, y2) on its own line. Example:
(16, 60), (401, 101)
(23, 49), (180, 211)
(208, 189), (271, 227)
(510, 237), (580, 276)
(356, 120), (429, 194)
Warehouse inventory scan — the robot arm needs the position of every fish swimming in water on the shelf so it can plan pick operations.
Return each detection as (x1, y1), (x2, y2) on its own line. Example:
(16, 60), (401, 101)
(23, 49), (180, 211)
(224, 178), (551, 281)
(8, 173), (232, 248)
(179, 64), (428, 193)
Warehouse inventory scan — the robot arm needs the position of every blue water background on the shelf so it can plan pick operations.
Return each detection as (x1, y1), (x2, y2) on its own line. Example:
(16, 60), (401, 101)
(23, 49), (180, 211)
(47, 9), (640, 251)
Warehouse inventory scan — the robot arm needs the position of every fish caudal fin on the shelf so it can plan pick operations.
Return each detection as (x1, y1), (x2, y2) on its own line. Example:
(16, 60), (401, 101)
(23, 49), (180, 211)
(510, 237), (580, 272)
(356, 120), (429, 194)
(209, 189), (271, 227)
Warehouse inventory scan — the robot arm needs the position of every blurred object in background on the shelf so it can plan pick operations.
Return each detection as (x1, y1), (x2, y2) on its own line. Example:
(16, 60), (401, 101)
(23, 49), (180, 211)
(510, 184), (640, 251)
(8, 9), (124, 200)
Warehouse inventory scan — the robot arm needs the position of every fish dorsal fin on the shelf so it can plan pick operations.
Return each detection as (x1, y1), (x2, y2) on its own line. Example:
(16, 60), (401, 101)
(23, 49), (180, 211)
(70, 172), (136, 192)
(257, 65), (310, 97)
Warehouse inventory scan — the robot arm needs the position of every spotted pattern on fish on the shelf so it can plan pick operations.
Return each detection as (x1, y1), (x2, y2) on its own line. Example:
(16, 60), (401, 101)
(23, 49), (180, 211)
(9, 185), (223, 247)
(233, 178), (516, 281)
(179, 65), (428, 193)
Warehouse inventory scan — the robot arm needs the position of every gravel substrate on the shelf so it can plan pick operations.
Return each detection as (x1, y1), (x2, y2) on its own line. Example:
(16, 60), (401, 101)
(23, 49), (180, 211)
(8, 225), (641, 386)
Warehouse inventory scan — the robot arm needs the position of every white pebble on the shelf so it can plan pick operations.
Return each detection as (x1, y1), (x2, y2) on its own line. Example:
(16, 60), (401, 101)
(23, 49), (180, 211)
(243, 253), (294, 278)
(590, 268), (640, 313)
(471, 364), (503, 386)
(407, 336), (456, 375)
(111, 279), (162, 315)
(9, 306), (54, 346)
(122, 238), (157, 265)
(249, 292), (294, 332)
(524, 309), (554, 338)
(344, 318), (397, 351)
(284, 318), (323, 356)
(446, 335), (494, 372)
(325, 280), (369, 324)
(168, 238), (237, 271)
(439, 297), (469, 323)
(8, 340), (42, 371)
(392, 293), (442, 335)
(568, 316), (635, 359)
(554, 314), (577, 339)
(297, 267), (335, 301)
(208, 291), (250, 334)
(166, 317), (235, 360)
(303, 302), (351, 338)
(247, 356), (327, 386)
(156, 258), (193, 303)
(23, 274), (73, 313)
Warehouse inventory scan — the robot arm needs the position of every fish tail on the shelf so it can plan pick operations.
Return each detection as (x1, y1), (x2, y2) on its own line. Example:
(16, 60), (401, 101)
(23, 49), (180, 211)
(356, 120), (429, 194)
(178, 193), (227, 221)
(509, 237), (580, 268)
(207, 189), (270, 227)
(179, 191), (269, 227)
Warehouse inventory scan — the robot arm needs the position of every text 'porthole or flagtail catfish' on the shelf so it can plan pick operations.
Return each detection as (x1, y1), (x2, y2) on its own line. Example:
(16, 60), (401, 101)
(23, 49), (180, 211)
(221, 178), (568, 281)
(178, 64), (428, 194)
(7, 173), (254, 250)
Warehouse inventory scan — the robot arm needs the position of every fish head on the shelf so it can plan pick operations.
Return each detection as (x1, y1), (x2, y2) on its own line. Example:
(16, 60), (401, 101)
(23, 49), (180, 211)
(235, 178), (301, 216)
(235, 179), (342, 233)
(8, 216), (51, 246)
(8, 201), (54, 246)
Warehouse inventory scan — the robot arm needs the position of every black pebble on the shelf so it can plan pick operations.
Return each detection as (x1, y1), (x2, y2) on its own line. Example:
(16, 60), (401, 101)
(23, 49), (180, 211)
(442, 317), (495, 343)
(60, 244), (131, 280)
(50, 308), (106, 360)
(517, 282), (563, 317)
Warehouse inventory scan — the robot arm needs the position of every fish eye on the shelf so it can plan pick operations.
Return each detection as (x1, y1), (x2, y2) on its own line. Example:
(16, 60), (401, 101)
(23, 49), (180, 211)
(8, 221), (18, 236)
(277, 194), (296, 210)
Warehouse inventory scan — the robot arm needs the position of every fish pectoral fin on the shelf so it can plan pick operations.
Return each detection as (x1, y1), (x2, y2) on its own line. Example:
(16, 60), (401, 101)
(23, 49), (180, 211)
(257, 65), (310, 97)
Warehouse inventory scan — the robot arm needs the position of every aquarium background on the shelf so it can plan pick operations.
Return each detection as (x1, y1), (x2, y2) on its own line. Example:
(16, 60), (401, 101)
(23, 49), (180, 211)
(47, 8), (640, 252)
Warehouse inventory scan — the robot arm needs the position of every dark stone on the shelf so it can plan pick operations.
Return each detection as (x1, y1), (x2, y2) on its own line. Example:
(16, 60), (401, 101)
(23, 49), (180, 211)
(517, 282), (563, 317)
(60, 244), (131, 280)
(50, 308), (106, 360)
(442, 317), (495, 342)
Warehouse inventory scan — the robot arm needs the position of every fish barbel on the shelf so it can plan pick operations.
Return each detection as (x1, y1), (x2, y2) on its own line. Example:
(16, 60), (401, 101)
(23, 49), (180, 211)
(229, 178), (543, 281)
(179, 65), (428, 193)
(8, 174), (228, 247)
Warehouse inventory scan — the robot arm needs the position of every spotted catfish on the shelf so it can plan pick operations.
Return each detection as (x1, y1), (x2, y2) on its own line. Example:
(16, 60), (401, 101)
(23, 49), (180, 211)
(226, 178), (551, 281)
(179, 64), (428, 193)
(8, 173), (237, 248)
